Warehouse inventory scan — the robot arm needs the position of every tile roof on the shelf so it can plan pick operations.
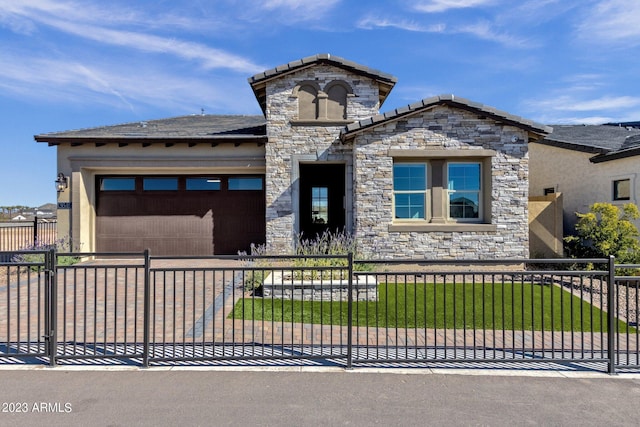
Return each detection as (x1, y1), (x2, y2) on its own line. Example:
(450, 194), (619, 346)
(248, 53), (398, 114)
(248, 53), (397, 86)
(339, 94), (552, 141)
(35, 115), (267, 145)
(537, 124), (640, 162)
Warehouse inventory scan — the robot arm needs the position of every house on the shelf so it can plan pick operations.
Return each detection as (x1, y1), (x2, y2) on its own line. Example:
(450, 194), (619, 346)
(530, 123), (640, 234)
(35, 53), (550, 258)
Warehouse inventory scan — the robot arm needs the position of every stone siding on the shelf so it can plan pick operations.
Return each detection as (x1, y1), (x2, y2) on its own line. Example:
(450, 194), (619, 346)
(352, 105), (530, 259)
(265, 65), (380, 253)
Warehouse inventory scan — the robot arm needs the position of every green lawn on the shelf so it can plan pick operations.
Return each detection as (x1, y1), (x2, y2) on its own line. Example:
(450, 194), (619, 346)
(232, 282), (633, 332)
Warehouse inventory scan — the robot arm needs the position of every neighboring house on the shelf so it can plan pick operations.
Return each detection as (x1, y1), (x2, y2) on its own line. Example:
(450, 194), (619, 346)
(11, 215), (27, 221)
(36, 54), (550, 258)
(530, 123), (640, 233)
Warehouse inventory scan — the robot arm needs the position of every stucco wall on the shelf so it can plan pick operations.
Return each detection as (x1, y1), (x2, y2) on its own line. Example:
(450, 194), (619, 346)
(264, 65), (381, 253)
(529, 143), (640, 232)
(351, 106), (530, 259)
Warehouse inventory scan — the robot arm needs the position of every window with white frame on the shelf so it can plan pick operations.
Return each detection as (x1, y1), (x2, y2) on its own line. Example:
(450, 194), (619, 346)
(393, 163), (427, 220)
(447, 162), (481, 221)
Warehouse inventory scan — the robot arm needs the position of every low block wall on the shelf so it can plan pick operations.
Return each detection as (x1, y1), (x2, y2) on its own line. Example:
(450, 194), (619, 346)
(261, 271), (378, 301)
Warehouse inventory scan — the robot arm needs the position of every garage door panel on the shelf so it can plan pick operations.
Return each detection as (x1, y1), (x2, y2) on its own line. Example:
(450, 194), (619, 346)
(96, 175), (264, 255)
(96, 213), (213, 256)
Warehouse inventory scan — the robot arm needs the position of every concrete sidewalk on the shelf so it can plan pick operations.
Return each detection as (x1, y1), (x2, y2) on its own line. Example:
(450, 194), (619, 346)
(0, 367), (639, 426)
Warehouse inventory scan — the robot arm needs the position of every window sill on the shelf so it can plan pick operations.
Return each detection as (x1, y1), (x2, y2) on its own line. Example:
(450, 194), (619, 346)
(388, 223), (497, 233)
(290, 119), (354, 127)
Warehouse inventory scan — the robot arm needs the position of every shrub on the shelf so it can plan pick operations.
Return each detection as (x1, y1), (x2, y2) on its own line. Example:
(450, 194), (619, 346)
(564, 203), (640, 273)
(294, 229), (371, 279)
(12, 235), (81, 268)
(239, 229), (371, 290)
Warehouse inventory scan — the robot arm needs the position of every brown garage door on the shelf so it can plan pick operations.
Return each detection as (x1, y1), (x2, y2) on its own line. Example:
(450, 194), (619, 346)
(95, 175), (265, 256)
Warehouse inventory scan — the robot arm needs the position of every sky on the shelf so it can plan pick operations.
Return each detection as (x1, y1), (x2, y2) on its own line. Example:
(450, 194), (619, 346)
(1, 0), (640, 207)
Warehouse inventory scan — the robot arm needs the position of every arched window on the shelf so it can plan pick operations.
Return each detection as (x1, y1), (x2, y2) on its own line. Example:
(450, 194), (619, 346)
(293, 82), (320, 121)
(324, 81), (352, 120)
(292, 80), (352, 122)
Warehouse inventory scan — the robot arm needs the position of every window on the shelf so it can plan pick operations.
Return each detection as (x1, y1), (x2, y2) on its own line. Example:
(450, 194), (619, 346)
(293, 80), (352, 122)
(393, 163), (427, 219)
(311, 187), (329, 224)
(613, 179), (630, 201)
(448, 163), (481, 221)
(100, 177), (135, 191)
(297, 84), (318, 121)
(326, 83), (348, 120)
(229, 177), (263, 191)
(186, 178), (221, 191)
(143, 178), (178, 191)
(544, 187), (555, 196)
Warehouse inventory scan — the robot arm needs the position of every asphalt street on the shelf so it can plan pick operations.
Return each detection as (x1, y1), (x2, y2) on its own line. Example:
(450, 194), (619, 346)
(0, 367), (639, 426)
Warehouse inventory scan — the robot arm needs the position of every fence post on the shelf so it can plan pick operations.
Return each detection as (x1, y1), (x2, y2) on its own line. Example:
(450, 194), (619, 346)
(47, 247), (57, 367)
(33, 216), (39, 246)
(142, 249), (151, 368)
(607, 255), (616, 375)
(346, 252), (353, 370)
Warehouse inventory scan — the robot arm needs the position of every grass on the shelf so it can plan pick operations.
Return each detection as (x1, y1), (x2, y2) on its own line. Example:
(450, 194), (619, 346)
(232, 282), (634, 332)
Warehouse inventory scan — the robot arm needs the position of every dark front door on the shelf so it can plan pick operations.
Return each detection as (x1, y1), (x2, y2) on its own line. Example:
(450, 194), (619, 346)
(299, 163), (345, 239)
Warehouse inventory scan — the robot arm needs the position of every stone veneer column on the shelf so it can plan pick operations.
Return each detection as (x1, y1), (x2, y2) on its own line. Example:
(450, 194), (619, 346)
(263, 65), (382, 253)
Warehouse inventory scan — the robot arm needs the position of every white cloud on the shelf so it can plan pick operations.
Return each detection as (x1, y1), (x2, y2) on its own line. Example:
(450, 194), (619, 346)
(454, 21), (536, 48)
(532, 95), (640, 112)
(242, 0), (341, 23)
(357, 16), (446, 32)
(412, 0), (497, 13)
(0, 0), (263, 73)
(41, 18), (263, 73)
(576, 0), (640, 45)
(0, 51), (256, 114)
(260, 0), (341, 12)
(357, 15), (532, 48)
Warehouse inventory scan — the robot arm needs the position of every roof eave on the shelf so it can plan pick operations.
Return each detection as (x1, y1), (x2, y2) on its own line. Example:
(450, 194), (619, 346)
(340, 96), (551, 142)
(590, 146), (640, 163)
(35, 135), (268, 146)
(534, 138), (610, 156)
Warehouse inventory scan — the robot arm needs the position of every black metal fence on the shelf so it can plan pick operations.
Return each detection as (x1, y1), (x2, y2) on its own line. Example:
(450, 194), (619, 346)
(0, 217), (57, 252)
(1, 250), (639, 373)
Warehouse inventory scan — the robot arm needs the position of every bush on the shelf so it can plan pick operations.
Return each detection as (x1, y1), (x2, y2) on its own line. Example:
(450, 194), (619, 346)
(564, 203), (640, 273)
(12, 235), (81, 268)
(294, 229), (371, 279)
(239, 229), (371, 290)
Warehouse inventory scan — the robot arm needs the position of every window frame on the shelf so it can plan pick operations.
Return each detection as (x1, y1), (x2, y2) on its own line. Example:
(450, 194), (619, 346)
(613, 178), (631, 201)
(99, 177), (136, 192)
(228, 177), (264, 191)
(142, 177), (179, 191)
(392, 162), (429, 221)
(446, 161), (483, 223)
(185, 177), (222, 191)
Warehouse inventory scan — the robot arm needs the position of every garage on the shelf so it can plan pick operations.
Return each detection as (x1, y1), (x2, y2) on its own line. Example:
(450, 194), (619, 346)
(95, 175), (265, 255)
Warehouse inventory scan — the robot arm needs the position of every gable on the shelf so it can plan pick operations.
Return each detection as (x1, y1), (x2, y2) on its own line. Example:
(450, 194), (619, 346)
(340, 94), (551, 143)
(248, 53), (397, 115)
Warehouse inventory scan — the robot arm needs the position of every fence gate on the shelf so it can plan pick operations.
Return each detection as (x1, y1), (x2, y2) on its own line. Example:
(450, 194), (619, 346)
(0, 250), (53, 362)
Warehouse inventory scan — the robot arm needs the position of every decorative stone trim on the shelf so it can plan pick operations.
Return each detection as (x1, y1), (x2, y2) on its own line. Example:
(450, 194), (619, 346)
(388, 149), (497, 158)
(388, 224), (498, 232)
(290, 120), (355, 126)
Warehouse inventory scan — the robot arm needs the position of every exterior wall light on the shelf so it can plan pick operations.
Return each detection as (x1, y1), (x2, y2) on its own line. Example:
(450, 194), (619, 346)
(55, 173), (68, 193)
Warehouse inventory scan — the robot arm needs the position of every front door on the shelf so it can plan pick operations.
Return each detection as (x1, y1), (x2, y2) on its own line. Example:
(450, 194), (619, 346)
(299, 163), (345, 239)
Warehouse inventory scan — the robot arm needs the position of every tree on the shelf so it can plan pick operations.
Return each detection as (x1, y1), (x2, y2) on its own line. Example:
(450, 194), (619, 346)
(565, 202), (640, 264)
